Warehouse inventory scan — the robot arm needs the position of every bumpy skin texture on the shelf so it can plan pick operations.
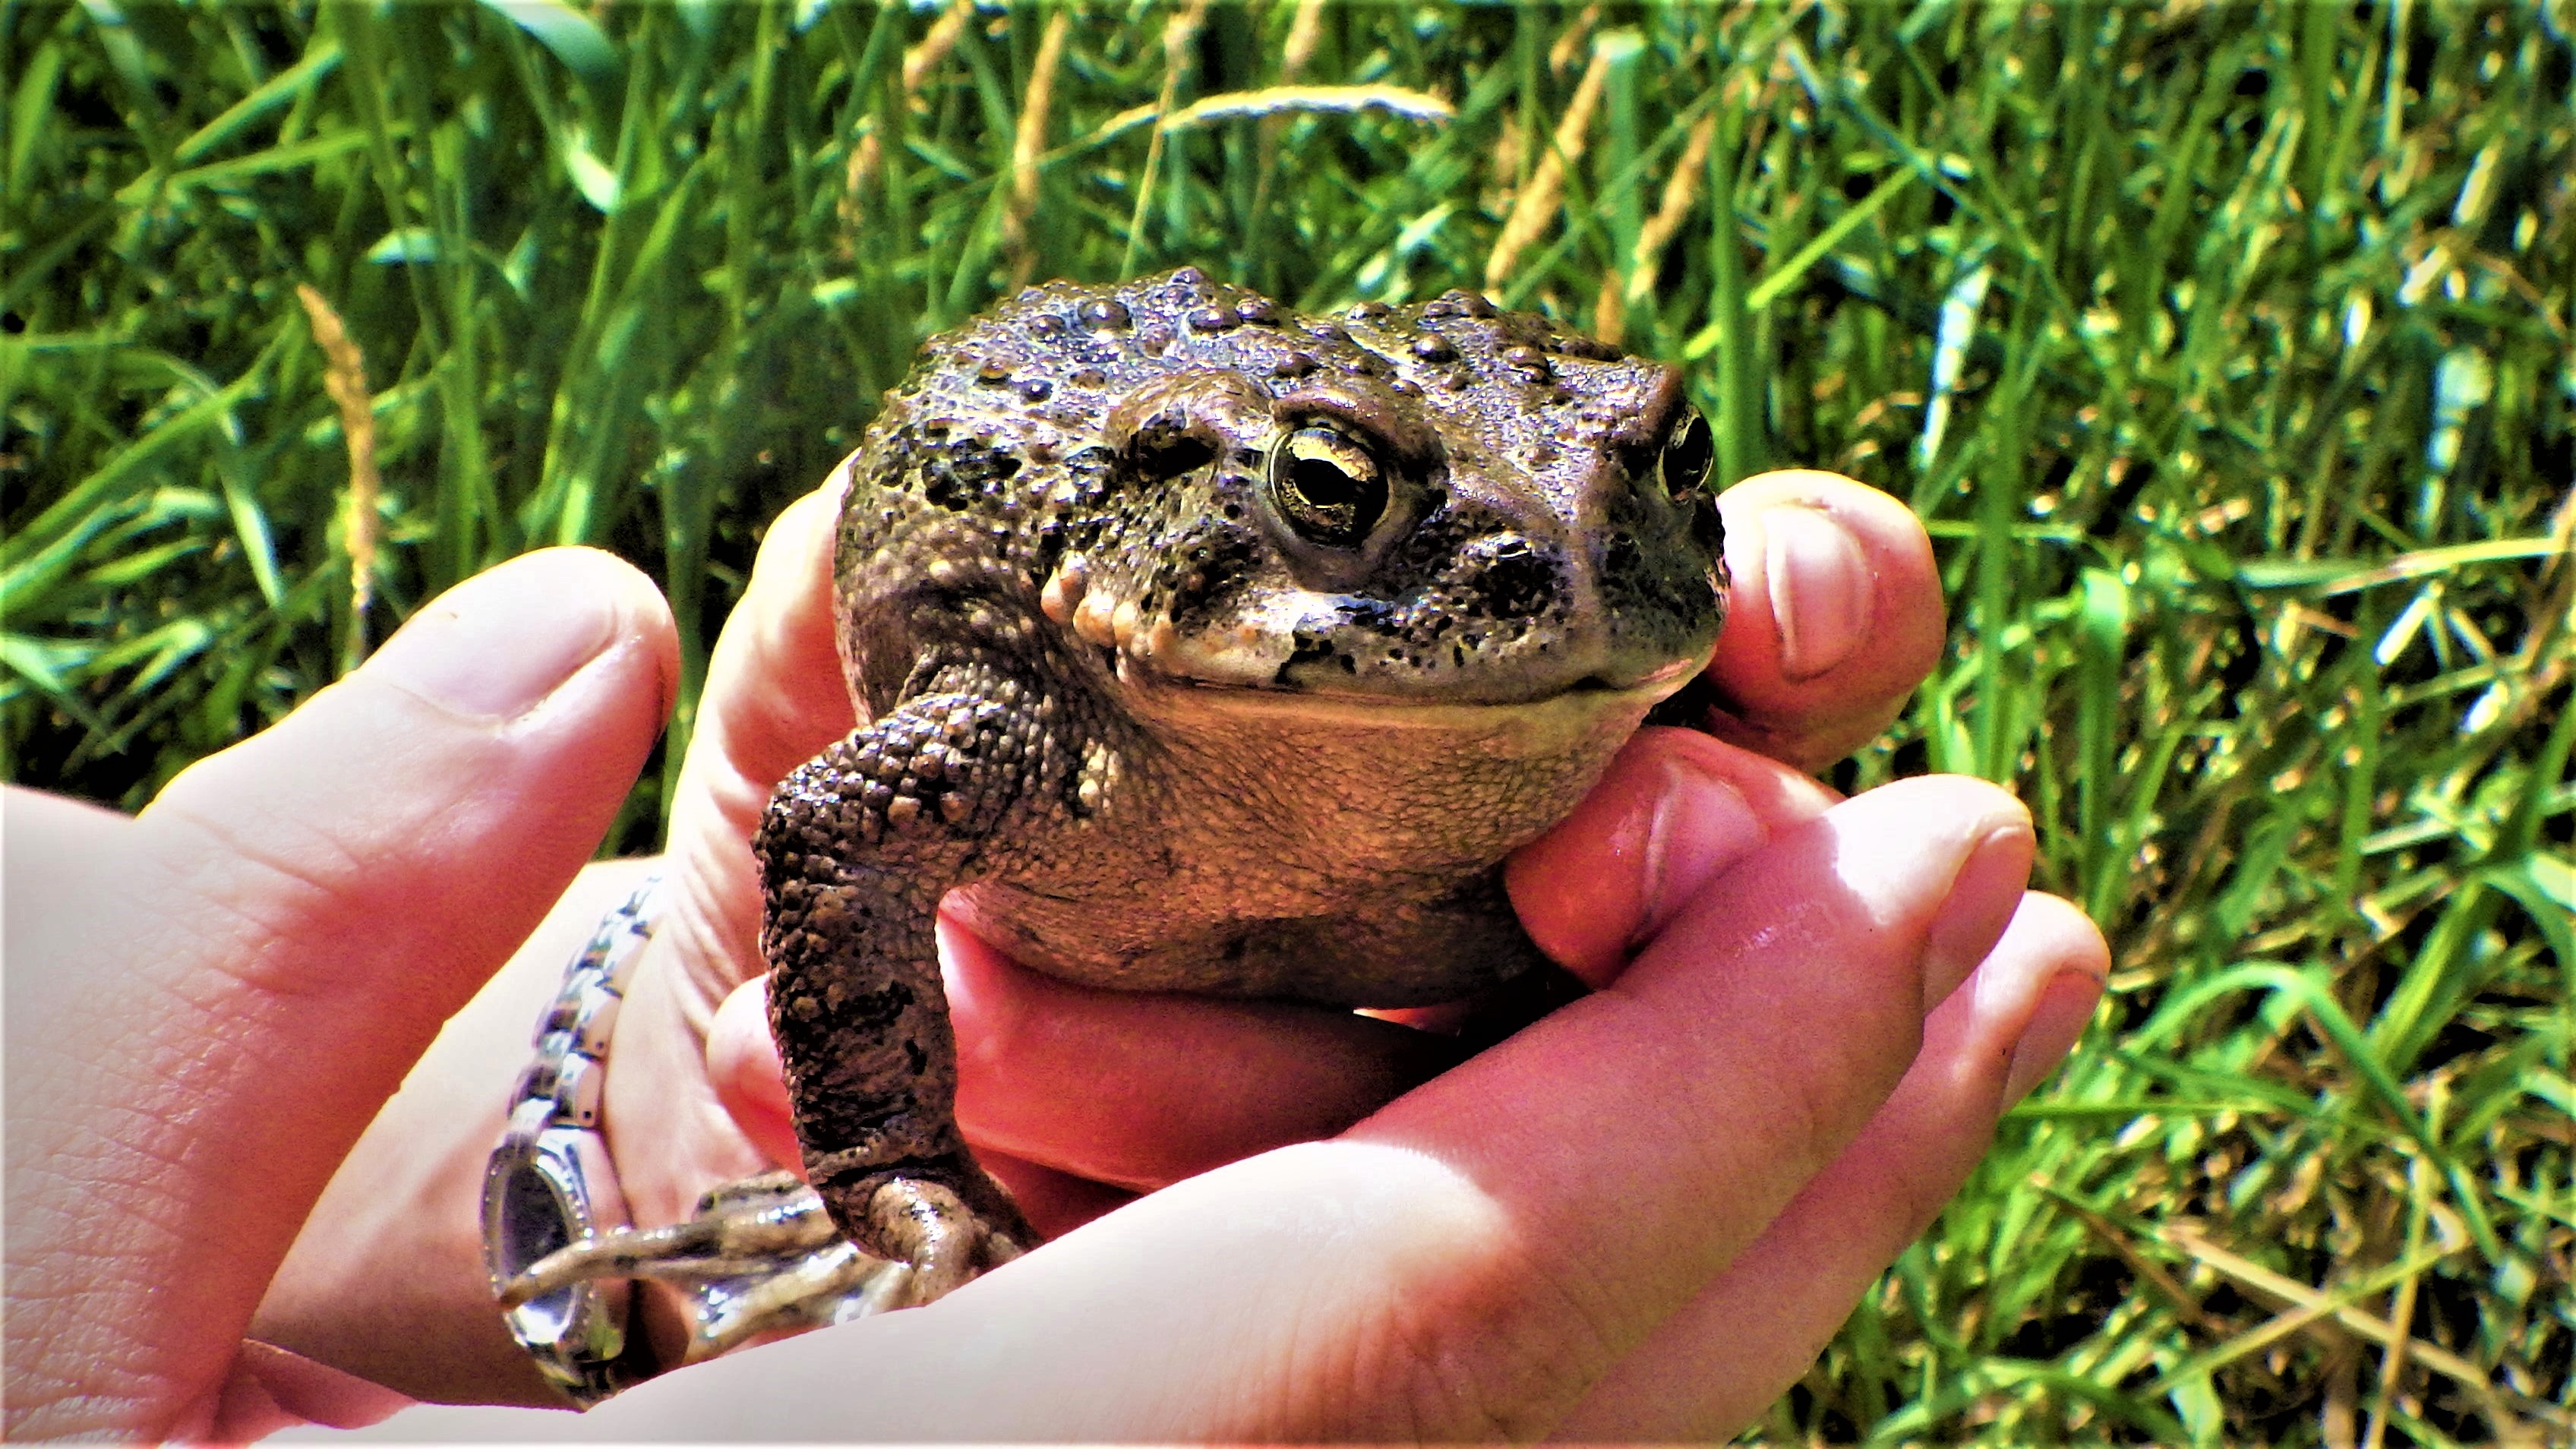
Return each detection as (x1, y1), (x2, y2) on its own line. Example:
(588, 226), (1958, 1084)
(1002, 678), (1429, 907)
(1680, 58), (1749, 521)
(756, 267), (1728, 1299)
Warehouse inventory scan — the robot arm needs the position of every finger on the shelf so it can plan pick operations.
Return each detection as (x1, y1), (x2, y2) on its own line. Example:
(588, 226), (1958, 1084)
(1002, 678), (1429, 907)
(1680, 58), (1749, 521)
(708, 974), (1145, 1237)
(971, 1150), (1138, 1239)
(703, 914), (1459, 1200)
(609, 481), (848, 1233)
(2, 549), (673, 1440)
(1695, 471), (1945, 774)
(705, 975), (809, 1175)
(672, 480), (853, 843)
(945, 915), (1463, 1190)
(1557, 892), (2109, 1439)
(1308, 777), (2033, 1438)
(606, 777), (2035, 1441)
(1506, 726), (1842, 987)
(655, 480), (848, 1004)
(705, 724), (1829, 1199)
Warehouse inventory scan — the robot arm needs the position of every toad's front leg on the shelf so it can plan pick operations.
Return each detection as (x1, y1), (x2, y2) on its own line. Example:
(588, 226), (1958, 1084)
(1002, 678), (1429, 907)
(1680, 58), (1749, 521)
(756, 671), (1071, 1305)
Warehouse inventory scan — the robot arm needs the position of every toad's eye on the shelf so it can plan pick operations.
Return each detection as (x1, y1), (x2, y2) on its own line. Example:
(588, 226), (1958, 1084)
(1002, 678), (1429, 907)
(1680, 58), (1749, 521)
(1269, 425), (1387, 548)
(1662, 410), (1713, 499)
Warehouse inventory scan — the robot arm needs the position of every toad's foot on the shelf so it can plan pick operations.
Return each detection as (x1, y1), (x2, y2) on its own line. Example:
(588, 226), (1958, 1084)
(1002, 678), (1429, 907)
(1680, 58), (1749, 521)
(497, 1172), (911, 1360)
(820, 1164), (1031, 1306)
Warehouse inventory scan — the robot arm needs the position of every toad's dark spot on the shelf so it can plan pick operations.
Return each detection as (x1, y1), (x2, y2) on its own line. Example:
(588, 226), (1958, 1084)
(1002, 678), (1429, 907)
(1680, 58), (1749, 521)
(920, 437), (1024, 512)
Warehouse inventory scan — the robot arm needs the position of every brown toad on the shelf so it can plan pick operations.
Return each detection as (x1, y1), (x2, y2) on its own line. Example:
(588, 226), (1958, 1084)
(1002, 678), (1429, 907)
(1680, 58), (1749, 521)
(507, 268), (1726, 1350)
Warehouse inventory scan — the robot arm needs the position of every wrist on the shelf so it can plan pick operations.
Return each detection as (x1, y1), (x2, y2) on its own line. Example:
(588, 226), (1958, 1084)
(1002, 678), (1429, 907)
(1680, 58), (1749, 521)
(251, 857), (665, 1406)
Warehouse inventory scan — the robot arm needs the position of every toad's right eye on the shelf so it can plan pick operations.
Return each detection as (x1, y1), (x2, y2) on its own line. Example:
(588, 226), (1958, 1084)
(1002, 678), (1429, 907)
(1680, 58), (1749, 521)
(1269, 425), (1388, 549)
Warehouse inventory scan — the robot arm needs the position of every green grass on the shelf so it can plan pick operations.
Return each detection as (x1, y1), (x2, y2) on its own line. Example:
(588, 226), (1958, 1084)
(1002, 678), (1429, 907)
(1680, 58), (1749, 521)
(5, 2), (2569, 1441)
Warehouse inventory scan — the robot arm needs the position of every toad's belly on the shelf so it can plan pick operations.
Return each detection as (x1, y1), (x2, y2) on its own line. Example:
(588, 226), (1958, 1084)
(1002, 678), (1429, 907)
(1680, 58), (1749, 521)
(949, 864), (1545, 1007)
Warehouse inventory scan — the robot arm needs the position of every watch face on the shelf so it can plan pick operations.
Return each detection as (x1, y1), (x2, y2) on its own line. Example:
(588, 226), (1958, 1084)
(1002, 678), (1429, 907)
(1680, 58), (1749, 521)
(482, 1132), (632, 1404)
(490, 1150), (582, 1331)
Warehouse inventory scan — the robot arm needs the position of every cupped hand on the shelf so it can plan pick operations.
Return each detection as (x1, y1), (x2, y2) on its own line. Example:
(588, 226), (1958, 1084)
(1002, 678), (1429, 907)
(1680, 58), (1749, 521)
(590, 740), (2107, 1439)
(251, 461), (2091, 1434)
(621, 466), (2104, 1439)
(3, 550), (674, 1440)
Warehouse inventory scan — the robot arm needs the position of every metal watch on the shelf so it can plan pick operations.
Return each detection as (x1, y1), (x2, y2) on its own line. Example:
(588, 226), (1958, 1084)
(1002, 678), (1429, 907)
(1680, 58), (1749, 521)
(481, 875), (661, 1409)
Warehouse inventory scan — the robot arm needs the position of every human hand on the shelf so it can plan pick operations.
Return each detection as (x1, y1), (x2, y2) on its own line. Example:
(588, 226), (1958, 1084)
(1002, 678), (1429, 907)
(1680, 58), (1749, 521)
(260, 463), (2096, 1430)
(639, 468), (2104, 1438)
(658, 464), (2064, 1388)
(578, 737), (2107, 1439)
(2, 550), (675, 1440)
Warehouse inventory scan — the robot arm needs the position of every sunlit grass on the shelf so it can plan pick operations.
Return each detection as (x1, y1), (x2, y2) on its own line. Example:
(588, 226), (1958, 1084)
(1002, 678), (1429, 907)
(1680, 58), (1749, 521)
(5, 2), (2568, 1441)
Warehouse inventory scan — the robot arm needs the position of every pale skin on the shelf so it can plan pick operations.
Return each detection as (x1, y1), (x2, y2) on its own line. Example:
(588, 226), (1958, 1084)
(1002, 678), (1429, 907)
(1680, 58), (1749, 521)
(2, 471), (2109, 1441)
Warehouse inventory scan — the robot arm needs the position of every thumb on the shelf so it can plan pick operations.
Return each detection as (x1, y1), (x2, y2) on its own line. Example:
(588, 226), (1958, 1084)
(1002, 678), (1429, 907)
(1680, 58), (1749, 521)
(2, 548), (674, 1440)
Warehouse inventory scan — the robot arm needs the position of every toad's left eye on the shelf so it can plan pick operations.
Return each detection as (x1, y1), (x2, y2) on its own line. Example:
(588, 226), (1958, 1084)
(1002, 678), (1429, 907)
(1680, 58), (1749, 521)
(1269, 425), (1388, 549)
(1662, 410), (1713, 498)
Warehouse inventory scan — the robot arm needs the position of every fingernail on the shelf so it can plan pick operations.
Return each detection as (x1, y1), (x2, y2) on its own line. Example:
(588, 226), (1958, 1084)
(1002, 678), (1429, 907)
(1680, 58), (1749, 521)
(1640, 758), (1765, 935)
(368, 554), (616, 718)
(2003, 970), (2101, 1102)
(1766, 504), (1872, 682)
(1921, 823), (2034, 1005)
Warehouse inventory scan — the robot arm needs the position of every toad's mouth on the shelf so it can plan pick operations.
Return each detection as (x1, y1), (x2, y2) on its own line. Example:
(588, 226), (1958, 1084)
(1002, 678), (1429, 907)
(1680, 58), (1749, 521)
(1119, 606), (1719, 708)
(1114, 643), (1713, 737)
(1080, 582), (1722, 709)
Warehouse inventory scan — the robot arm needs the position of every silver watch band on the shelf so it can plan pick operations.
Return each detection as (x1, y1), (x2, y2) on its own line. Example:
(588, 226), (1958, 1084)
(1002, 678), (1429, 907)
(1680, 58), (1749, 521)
(481, 875), (661, 1409)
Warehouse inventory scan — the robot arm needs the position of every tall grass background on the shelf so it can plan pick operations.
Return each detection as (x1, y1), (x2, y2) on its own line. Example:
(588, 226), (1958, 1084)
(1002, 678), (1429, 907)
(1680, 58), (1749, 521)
(5, 2), (2568, 1441)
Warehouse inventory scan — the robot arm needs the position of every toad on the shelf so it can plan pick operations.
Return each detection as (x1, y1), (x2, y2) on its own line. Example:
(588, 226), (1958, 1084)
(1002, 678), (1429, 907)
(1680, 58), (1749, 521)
(505, 267), (1726, 1353)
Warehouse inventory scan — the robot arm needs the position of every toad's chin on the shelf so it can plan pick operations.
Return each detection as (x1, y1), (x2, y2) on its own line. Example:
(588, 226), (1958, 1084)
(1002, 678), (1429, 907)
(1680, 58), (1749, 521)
(1268, 646), (1709, 703)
